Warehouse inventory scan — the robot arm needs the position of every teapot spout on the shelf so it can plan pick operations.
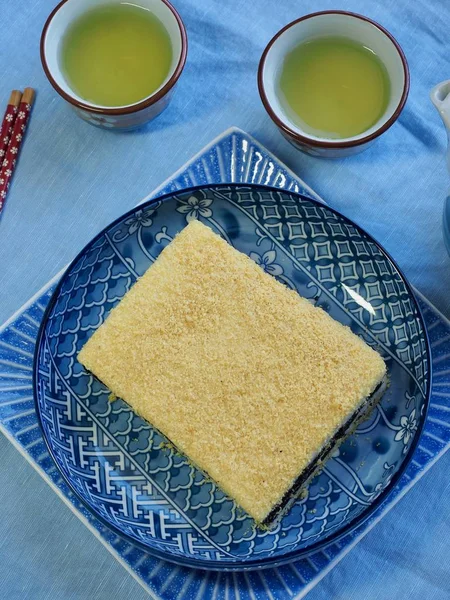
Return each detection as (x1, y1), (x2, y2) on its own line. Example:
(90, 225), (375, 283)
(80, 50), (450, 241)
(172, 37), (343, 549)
(431, 80), (450, 136)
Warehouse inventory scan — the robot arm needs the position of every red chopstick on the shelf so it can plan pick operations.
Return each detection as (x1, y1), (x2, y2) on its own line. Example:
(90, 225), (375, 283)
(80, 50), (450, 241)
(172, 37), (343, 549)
(0, 90), (22, 162)
(0, 87), (35, 215)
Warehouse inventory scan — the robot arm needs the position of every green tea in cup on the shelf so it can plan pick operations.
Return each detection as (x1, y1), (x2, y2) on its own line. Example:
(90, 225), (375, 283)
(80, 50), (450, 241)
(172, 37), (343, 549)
(61, 3), (173, 107)
(278, 36), (391, 139)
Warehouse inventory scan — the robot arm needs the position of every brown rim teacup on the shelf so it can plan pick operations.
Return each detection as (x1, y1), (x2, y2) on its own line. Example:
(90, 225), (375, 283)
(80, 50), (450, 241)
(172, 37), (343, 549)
(258, 11), (409, 157)
(41, 0), (188, 130)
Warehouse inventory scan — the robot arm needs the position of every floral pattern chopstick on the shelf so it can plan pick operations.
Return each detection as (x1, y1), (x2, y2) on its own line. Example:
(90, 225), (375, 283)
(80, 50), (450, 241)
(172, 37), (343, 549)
(0, 87), (34, 215)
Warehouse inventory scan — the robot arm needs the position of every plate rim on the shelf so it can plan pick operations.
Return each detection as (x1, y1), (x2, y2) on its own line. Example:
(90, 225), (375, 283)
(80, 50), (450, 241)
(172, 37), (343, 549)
(33, 182), (432, 570)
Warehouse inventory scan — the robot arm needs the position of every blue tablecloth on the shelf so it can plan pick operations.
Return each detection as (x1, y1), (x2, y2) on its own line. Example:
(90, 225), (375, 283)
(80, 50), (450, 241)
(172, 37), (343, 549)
(1, 0), (449, 598)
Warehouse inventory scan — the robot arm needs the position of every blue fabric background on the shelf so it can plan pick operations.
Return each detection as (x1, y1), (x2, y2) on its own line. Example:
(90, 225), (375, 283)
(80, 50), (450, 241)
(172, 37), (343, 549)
(0, 0), (449, 598)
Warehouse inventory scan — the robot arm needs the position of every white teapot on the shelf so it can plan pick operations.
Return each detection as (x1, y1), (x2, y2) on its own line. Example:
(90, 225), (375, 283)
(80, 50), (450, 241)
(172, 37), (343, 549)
(431, 80), (450, 255)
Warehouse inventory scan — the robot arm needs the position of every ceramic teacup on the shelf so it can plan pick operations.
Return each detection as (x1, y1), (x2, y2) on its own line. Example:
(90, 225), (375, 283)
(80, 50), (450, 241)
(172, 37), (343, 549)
(41, 0), (187, 130)
(258, 11), (409, 158)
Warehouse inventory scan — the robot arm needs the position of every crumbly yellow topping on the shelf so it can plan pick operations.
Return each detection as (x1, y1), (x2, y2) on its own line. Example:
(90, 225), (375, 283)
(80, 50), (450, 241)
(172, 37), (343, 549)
(78, 220), (386, 523)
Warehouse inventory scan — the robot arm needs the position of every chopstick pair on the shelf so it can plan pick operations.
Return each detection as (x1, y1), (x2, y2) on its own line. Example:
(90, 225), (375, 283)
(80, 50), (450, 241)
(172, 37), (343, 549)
(0, 87), (35, 215)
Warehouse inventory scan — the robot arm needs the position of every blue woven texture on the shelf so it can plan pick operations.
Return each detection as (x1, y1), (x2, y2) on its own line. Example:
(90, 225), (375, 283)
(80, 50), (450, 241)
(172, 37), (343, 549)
(0, 0), (449, 598)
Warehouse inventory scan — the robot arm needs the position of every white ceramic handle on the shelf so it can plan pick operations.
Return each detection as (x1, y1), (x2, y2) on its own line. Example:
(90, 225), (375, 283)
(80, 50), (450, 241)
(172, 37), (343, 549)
(430, 80), (450, 132)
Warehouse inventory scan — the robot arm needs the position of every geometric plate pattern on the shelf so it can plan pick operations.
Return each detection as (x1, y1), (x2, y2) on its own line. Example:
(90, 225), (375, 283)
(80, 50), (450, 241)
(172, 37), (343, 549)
(34, 181), (430, 567)
(0, 127), (448, 598)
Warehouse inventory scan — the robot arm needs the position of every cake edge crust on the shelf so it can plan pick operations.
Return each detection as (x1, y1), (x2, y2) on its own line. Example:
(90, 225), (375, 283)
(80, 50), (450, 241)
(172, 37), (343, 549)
(260, 375), (388, 527)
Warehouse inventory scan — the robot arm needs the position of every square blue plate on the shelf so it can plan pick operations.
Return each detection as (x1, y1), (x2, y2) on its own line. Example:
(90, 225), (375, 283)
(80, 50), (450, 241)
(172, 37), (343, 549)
(1, 127), (449, 599)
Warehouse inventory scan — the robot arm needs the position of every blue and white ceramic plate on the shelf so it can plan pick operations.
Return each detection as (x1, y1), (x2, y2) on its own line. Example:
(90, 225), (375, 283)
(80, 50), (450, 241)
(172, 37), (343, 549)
(2, 128), (448, 598)
(33, 182), (431, 569)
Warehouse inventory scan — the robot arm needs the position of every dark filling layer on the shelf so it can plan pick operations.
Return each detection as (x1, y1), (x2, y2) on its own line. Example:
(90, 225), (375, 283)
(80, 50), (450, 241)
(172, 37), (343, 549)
(261, 377), (387, 527)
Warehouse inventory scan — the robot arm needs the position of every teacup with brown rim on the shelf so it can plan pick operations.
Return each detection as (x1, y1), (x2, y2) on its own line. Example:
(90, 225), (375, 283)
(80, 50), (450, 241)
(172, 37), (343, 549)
(258, 11), (409, 157)
(41, 0), (187, 130)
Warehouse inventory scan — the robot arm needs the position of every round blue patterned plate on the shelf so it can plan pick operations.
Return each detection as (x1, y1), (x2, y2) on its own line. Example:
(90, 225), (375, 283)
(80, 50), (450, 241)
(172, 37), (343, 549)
(34, 184), (431, 569)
